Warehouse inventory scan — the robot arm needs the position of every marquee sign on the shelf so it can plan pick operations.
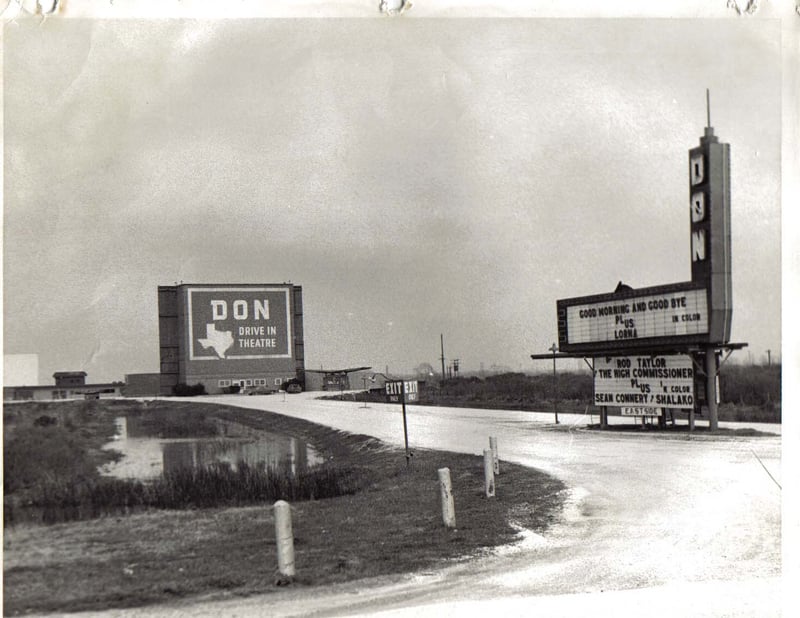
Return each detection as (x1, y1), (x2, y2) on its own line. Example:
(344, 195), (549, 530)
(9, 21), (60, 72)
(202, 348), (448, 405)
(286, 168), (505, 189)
(593, 354), (695, 410)
(555, 111), (733, 359)
(187, 287), (292, 360)
(557, 282), (709, 354)
(546, 102), (738, 431)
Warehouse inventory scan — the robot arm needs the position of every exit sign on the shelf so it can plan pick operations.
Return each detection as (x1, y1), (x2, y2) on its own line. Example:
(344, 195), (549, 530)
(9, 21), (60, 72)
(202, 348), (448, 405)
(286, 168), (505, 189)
(385, 380), (418, 403)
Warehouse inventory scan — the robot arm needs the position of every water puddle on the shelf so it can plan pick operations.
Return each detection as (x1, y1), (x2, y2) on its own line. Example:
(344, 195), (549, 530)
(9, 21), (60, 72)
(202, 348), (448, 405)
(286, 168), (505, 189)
(101, 417), (322, 480)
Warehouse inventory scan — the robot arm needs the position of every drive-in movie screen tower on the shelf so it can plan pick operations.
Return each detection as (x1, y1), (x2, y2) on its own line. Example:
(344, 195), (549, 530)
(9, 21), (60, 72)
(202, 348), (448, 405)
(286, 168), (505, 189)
(158, 283), (305, 395)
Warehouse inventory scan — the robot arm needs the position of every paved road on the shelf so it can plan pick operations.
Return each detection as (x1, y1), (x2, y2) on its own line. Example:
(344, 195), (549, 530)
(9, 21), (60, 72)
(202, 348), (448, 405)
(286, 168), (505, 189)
(73, 393), (783, 617)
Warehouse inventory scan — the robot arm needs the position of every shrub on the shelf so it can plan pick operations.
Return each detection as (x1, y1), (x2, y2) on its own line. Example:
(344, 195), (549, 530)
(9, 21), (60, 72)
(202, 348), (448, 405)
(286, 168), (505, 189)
(281, 377), (302, 388)
(281, 378), (303, 393)
(3, 426), (98, 495)
(8, 462), (372, 524)
(425, 365), (779, 414)
(434, 372), (593, 405)
(719, 364), (780, 406)
(172, 383), (208, 397)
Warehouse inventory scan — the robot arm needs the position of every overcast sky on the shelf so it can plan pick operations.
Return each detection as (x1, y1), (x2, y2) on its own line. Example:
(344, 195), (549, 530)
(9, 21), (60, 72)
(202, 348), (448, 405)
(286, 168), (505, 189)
(2, 16), (785, 383)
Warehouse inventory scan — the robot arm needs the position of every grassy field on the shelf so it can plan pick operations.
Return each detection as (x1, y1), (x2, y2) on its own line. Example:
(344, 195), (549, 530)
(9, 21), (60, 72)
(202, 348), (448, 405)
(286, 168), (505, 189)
(3, 401), (566, 616)
(341, 366), (782, 424)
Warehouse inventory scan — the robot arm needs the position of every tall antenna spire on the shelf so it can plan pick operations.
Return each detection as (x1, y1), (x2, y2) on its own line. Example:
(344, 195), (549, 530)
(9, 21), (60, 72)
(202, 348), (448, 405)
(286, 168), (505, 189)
(703, 88), (716, 140)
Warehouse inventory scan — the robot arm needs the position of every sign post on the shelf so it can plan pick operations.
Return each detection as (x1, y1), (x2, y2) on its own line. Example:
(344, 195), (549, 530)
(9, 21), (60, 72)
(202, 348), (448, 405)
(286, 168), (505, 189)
(386, 380), (418, 467)
(401, 381), (410, 467)
(549, 343), (560, 425)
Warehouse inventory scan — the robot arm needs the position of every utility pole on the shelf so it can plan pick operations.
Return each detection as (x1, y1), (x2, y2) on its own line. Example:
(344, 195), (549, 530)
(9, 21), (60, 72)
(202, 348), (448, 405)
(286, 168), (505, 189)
(440, 334), (446, 382)
(767, 349), (771, 367)
(549, 343), (560, 425)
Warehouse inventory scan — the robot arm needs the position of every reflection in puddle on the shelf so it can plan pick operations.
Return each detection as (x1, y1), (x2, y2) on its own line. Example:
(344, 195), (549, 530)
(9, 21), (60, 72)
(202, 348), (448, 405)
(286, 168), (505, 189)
(101, 417), (322, 480)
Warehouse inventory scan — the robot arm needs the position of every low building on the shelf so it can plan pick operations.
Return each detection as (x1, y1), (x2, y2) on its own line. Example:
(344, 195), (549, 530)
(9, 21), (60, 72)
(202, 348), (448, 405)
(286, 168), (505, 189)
(305, 367), (372, 391)
(3, 372), (123, 402)
(122, 373), (162, 397)
(53, 371), (87, 388)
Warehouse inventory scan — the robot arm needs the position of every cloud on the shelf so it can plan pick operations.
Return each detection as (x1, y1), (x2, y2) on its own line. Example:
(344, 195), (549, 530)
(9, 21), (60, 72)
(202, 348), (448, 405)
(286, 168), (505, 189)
(3, 19), (782, 380)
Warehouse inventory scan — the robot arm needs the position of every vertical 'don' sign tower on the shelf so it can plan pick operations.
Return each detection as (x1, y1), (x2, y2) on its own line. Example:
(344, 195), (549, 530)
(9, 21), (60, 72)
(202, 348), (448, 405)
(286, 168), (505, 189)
(689, 92), (733, 430)
(689, 91), (732, 344)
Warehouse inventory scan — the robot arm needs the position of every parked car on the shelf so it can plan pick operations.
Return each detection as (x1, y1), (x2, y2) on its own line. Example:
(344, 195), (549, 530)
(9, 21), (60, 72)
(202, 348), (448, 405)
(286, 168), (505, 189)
(244, 385), (273, 396)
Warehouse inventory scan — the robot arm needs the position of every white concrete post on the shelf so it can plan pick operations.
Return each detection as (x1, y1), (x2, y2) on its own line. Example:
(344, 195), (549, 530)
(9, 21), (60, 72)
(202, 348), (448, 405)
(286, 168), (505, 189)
(483, 450), (495, 498)
(438, 467), (456, 528)
(489, 436), (499, 475)
(274, 500), (295, 578)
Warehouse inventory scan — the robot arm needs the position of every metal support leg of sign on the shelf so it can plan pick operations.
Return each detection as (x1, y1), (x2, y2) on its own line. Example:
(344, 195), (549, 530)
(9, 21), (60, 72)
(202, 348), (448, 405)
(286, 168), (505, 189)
(583, 357), (595, 426)
(689, 353), (705, 433)
(705, 346), (719, 432)
(549, 344), (560, 425)
(401, 380), (411, 468)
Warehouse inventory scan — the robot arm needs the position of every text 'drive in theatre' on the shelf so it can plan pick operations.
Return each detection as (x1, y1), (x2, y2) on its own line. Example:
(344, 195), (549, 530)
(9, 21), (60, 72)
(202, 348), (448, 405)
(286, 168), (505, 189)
(566, 289), (708, 345)
(187, 287), (293, 360)
(593, 355), (695, 409)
